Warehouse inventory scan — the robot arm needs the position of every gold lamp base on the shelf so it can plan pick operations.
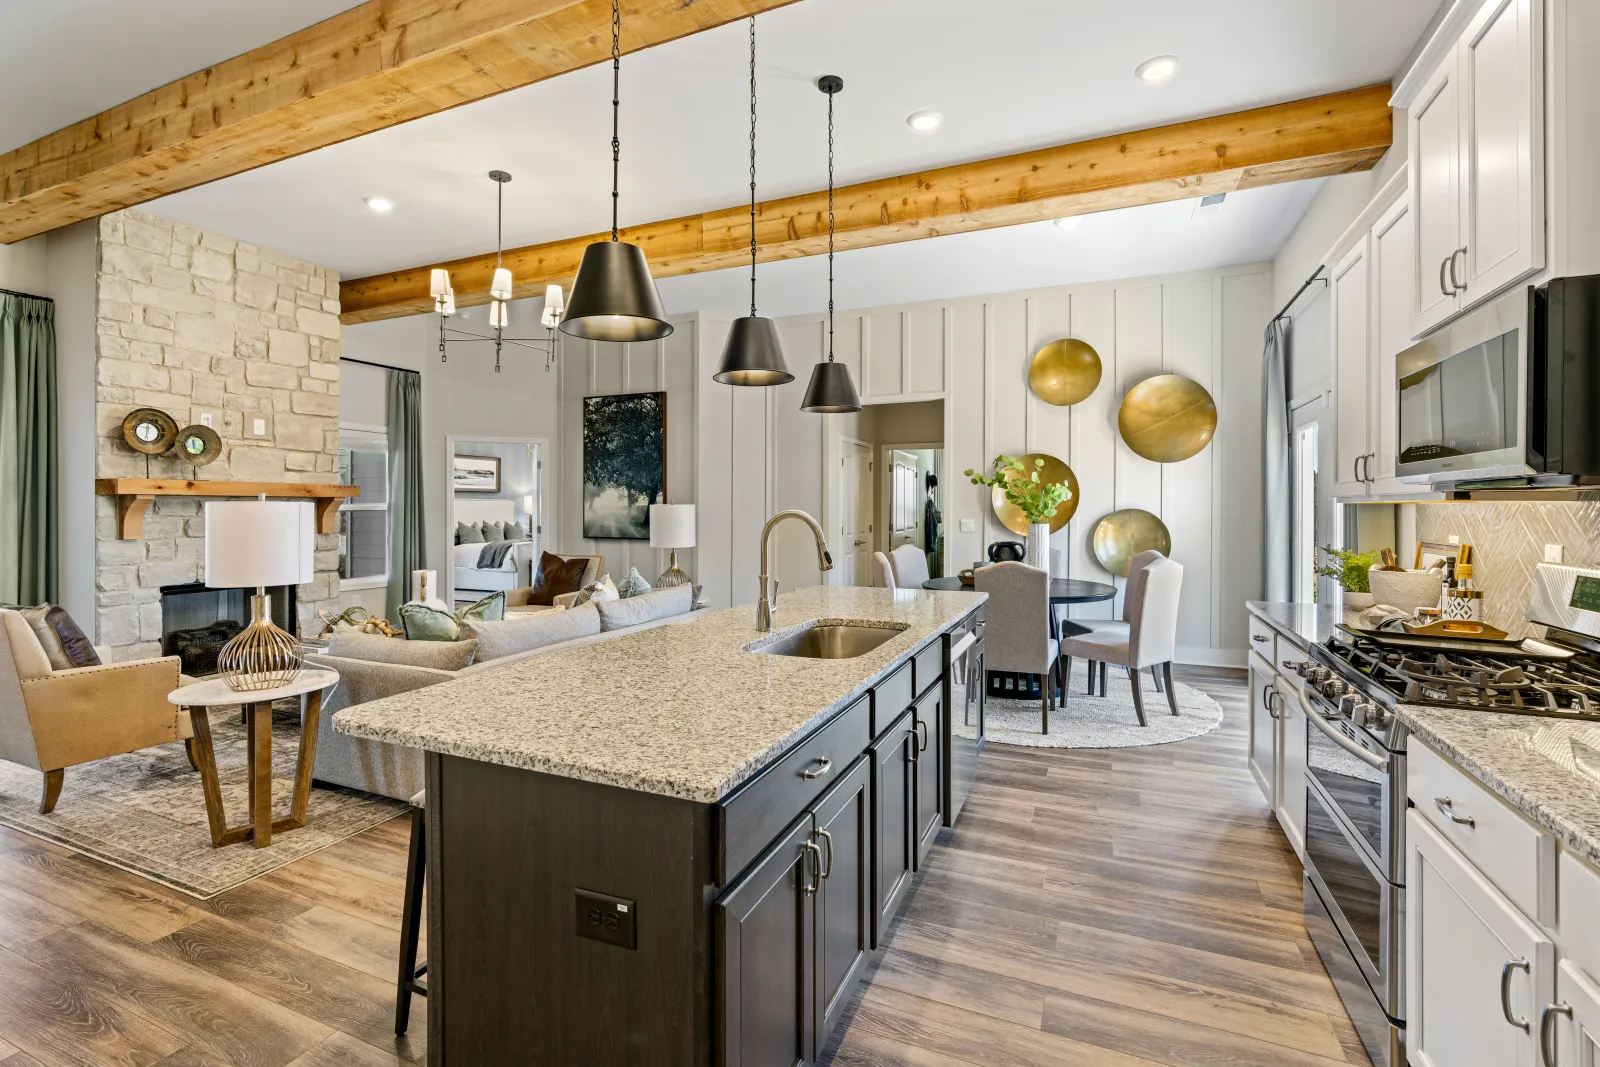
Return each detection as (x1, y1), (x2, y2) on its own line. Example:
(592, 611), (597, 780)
(655, 550), (692, 589)
(218, 593), (303, 692)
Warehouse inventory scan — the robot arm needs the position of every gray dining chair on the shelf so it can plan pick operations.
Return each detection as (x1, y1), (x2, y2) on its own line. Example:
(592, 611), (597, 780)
(1081, 549), (1166, 696)
(1061, 555), (1183, 726)
(889, 544), (930, 588)
(974, 562), (1061, 733)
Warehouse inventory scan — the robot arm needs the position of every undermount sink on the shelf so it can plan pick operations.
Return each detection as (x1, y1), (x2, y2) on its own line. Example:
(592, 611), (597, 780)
(748, 621), (906, 660)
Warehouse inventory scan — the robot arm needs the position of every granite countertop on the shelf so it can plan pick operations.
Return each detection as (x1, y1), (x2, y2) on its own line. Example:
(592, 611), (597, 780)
(1246, 600), (1352, 651)
(333, 586), (985, 804)
(1398, 705), (1600, 866)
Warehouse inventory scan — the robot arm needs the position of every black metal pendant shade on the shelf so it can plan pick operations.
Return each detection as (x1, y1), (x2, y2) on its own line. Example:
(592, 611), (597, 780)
(559, 241), (673, 342)
(714, 315), (792, 385)
(800, 359), (861, 413)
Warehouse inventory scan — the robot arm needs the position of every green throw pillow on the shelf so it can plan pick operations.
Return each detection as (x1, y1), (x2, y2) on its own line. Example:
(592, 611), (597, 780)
(506, 521), (528, 540)
(454, 591), (506, 625)
(616, 566), (652, 599)
(456, 522), (485, 544)
(398, 602), (461, 642)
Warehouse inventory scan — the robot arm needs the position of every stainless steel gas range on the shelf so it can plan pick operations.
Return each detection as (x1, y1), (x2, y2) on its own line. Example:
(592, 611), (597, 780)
(1279, 563), (1600, 1067)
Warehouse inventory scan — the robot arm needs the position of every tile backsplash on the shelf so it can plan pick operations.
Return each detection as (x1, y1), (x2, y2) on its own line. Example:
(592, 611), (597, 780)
(1414, 502), (1600, 637)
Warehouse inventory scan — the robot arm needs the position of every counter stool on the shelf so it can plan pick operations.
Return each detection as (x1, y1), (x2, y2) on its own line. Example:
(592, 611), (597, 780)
(395, 789), (428, 1035)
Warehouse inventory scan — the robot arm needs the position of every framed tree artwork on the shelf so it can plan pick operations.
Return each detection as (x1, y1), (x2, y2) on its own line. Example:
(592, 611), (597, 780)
(582, 392), (667, 540)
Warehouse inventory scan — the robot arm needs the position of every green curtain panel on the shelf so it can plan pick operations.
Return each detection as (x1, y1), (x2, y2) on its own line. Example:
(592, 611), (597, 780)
(0, 293), (57, 606)
(386, 368), (425, 617)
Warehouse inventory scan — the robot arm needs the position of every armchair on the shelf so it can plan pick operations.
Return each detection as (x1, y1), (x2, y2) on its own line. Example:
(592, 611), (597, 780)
(0, 610), (196, 813)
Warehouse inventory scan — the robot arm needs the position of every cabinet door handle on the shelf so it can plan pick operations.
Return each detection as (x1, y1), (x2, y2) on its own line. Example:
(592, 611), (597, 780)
(1440, 254), (1454, 298)
(801, 757), (832, 780)
(1434, 796), (1476, 827)
(814, 828), (834, 881)
(907, 727), (920, 764)
(1541, 1003), (1572, 1067)
(1266, 689), (1281, 719)
(1362, 454), (1374, 482)
(916, 718), (930, 752)
(801, 841), (822, 895)
(1354, 455), (1364, 483)
(1450, 247), (1469, 293)
(1502, 958), (1532, 1032)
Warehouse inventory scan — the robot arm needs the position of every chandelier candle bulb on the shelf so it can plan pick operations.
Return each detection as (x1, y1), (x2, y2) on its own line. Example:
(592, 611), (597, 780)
(441, 288), (456, 316)
(489, 300), (510, 329)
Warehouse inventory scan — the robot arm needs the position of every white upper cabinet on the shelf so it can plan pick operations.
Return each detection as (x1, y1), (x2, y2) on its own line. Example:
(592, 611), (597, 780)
(1409, 0), (1545, 338)
(1331, 237), (1373, 498)
(1369, 195), (1414, 489)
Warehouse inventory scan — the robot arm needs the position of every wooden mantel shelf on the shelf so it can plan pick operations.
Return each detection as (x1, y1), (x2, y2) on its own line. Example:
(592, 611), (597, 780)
(94, 479), (361, 540)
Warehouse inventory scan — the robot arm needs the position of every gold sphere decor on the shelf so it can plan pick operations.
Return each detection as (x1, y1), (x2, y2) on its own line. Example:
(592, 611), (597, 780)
(1117, 374), (1218, 462)
(1029, 338), (1102, 406)
(991, 453), (1079, 535)
(1092, 509), (1172, 577)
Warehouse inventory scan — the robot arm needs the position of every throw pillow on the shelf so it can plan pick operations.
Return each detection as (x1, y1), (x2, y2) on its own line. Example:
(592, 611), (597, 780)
(16, 605), (101, 670)
(595, 585), (694, 631)
(398, 602), (461, 641)
(616, 566), (653, 599)
(454, 591), (506, 624)
(505, 521), (528, 540)
(456, 521), (485, 544)
(572, 574), (619, 607)
(480, 520), (505, 543)
(327, 631), (478, 671)
(459, 603), (601, 662)
(529, 552), (591, 606)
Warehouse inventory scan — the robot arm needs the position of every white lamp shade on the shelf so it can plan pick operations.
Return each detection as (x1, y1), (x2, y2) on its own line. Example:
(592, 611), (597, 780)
(541, 285), (565, 328)
(490, 267), (513, 301)
(489, 300), (510, 328)
(522, 495), (534, 513)
(430, 268), (451, 298)
(441, 287), (456, 316)
(649, 504), (696, 549)
(204, 501), (315, 588)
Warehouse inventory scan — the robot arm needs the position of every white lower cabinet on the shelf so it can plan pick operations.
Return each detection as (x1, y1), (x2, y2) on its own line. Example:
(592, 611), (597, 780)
(1549, 960), (1600, 1067)
(1407, 810), (1555, 1067)
(1275, 673), (1307, 860)
(1248, 651), (1278, 806)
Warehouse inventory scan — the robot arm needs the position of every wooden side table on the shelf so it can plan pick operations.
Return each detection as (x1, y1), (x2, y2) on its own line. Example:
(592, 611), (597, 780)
(168, 669), (340, 849)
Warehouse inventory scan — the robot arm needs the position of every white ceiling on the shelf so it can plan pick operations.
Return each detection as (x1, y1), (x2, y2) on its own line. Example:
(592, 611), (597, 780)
(0, 0), (362, 154)
(134, 0), (1440, 282)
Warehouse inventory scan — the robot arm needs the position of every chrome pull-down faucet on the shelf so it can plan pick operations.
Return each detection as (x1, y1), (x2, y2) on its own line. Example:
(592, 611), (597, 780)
(757, 510), (833, 631)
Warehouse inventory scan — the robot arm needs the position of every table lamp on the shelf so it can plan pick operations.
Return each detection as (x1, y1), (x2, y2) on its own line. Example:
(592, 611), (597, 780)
(205, 499), (315, 691)
(649, 504), (696, 588)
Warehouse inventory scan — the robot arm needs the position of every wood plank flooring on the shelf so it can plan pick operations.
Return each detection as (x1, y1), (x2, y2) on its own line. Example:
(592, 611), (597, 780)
(0, 666), (1369, 1067)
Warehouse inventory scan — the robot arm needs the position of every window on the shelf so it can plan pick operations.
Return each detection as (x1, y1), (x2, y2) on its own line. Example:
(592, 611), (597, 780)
(338, 427), (389, 585)
(1292, 422), (1320, 604)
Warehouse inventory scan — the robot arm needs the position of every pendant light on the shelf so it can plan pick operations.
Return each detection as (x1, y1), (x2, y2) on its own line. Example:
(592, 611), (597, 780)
(560, 0), (673, 343)
(713, 17), (792, 386)
(800, 75), (862, 414)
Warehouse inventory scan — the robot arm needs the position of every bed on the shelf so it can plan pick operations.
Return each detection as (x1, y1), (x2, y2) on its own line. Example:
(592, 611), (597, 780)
(452, 498), (535, 598)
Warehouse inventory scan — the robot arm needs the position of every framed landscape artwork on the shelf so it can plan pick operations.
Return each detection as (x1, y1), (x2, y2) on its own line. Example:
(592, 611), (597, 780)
(453, 454), (501, 493)
(582, 392), (667, 540)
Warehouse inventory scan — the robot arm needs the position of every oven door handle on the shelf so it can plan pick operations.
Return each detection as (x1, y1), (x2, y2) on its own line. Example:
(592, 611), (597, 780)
(1297, 687), (1390, 773)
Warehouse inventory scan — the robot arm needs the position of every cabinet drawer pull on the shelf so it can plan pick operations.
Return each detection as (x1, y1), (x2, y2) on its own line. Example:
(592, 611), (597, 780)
(800, 757), (832, 780)
(801, 841), (822, 895)
(1502, 958), (1532, 1032)
(1251, 633), (1270, 643)
(1541, 1003), (1572, 1067)
(815, 828), (834, 881)
(1434, 796), (1476, 828)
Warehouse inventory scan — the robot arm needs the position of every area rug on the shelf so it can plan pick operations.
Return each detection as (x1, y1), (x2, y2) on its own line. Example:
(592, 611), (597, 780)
(0, 704), (405, 899)
(955, 659), (1224, 749)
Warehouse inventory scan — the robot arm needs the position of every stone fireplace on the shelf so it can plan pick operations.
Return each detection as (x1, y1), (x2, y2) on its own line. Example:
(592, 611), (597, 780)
(159, 582), (298, 676)
(92, 209), (345, 660)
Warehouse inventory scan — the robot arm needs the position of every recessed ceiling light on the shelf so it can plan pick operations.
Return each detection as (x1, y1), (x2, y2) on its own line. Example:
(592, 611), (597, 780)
(1192, 192), (1227, 218)
(1053, 216), (1082, 231)
(1135, 55), (1179, 84)
(364, 196), (395, 214)
(906, 110), (944, 133)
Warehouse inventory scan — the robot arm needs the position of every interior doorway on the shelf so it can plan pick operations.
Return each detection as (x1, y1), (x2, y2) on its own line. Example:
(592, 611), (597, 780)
(1290, 390), (1328, 605)
(835, 438), (873, 587)
(446, 436), (545, 605)
(883, 446), (943, 579)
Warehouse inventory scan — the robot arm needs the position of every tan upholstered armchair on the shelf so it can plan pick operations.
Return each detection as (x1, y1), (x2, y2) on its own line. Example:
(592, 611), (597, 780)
(0, 610), (196, 813)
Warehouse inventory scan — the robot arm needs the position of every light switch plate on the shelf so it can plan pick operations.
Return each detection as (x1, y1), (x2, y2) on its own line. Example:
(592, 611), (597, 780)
(960, 519), (976, 533)
(192, 407), (221, 431)
(1547, 544), (1565, 563)
(244, 414), (272, 440)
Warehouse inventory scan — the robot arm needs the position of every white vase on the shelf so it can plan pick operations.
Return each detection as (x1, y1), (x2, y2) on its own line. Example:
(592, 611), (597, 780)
(1341, 590), (1376, 612)
(1026, 523), (1050, 571)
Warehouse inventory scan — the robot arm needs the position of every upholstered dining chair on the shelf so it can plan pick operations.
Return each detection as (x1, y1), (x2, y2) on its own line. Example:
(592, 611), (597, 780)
(973, 562), (1061, 733)
(0, 609), (198, 813)
(1060, 555), (1184, 727)
(889, 544), (930, 589)
(871, 551), (897, 590)
(1080, 549), (1166, 695)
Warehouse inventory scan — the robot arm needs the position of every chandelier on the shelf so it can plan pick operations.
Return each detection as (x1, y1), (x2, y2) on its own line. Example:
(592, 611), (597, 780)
(429, 170), (565, 373)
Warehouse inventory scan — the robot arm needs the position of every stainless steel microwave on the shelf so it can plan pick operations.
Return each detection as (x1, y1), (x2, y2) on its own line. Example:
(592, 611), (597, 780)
(1396, 275), (1600, 486)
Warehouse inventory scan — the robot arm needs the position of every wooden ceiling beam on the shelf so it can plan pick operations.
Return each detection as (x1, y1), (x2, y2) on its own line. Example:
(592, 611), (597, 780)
(339, 84), (1393, 324)
(0, 0), (803, 244)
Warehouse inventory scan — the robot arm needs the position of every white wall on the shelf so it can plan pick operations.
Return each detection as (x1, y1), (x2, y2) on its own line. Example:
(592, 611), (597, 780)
(0, 234), (49, 297)
(46, 223), (97, 625)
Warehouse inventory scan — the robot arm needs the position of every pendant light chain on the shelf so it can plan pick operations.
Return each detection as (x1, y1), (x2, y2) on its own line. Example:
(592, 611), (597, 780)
(610, 0), (621, 243)
(748, 16), (758, 318)
(826, 86), (836, 364)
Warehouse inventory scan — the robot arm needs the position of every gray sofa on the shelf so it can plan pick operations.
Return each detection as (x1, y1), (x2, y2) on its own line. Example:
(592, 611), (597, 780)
(307, 585), (696, 801)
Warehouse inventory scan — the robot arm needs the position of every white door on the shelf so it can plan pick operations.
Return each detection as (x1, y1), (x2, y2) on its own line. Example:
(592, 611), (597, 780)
(1407, 811), (1555, 1067)
(1275, 675), (1307, 860)
(1331, 237), (1372, 497)
(1247, 652), (1278, 809)
(1370, 194), (1413, 488)
(888, 450), (921, 552)
(837, 440), (873, 586)
(1553, 958), (1600, 1067)
(1457, 0), (1544, 302)
(1410, 55), (1463, 335)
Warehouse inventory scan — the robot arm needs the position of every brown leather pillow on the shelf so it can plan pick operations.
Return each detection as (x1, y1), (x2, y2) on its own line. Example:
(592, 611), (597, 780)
(529, 553), (590, 606)
(16, 604), (101, 670)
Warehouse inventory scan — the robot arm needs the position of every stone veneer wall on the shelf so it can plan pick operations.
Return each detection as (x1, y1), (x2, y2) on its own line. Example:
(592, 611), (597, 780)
(1414, 502), (1600, 638)
(94, 209), (344, 659)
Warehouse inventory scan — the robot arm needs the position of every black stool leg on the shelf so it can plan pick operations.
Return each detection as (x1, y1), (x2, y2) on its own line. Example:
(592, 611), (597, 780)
(396, 805), (428, 1034)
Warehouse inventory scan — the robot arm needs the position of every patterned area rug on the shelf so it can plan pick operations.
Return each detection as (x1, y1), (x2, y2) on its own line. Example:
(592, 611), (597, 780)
(955, 659), (1224, 749)
(0, 704), (404, 898)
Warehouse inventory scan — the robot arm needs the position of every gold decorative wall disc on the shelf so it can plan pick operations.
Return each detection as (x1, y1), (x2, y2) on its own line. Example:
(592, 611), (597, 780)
(1117, 374), (1217, 462)
(175, 424), (222, 466)
(991, 453), (1079, 535)
(1029, 338), (1102, 406)
(1092, 509), (1172, 577)
(122, 408), (178, 455)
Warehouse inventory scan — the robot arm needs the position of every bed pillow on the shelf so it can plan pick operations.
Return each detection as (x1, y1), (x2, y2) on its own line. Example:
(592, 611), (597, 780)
(398, 603), (460, 642)
(506, 521), (528, 540)
(329, 630), (478, 671)
(595, 585), (694, 631)
(616, 567), (653, 599)
(456, 522), (485, 544)
(529, 552), (591, 606)
(481, 520), (506, 542)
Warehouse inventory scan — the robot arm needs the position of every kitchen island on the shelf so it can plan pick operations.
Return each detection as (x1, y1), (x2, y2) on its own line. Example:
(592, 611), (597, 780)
(334, 585), (986, 1067)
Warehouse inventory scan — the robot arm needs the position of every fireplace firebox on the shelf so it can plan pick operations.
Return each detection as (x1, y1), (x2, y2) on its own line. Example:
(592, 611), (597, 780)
(160, 582), (297, 677)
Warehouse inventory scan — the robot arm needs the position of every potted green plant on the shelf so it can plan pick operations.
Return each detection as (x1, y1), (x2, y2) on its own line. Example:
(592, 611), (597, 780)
(1318, 546), (1380, 611)
(965, 455), (1072, 570)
